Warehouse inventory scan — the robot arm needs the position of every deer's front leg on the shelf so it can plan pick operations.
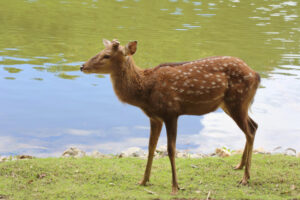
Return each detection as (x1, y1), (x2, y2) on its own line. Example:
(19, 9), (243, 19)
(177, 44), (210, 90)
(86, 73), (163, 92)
(139, 118), (163, 186)
(165, 117), (179, 195)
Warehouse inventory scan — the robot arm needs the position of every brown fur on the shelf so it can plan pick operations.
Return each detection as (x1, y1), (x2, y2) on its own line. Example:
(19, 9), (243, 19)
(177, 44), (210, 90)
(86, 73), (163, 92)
(81, 39), (261, 194)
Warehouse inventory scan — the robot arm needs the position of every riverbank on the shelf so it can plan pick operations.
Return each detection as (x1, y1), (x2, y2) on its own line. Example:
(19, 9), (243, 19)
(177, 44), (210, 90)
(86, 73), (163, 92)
(1, 145), (299, 162)
(0, 154), (299, 199)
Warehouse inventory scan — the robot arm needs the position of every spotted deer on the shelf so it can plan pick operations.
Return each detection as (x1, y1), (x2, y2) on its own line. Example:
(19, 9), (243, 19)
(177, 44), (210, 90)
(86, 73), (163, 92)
(80, 39), (261, 194)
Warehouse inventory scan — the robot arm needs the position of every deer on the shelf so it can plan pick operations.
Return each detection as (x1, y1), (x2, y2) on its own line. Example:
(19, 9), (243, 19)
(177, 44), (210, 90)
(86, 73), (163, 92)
(80, 39), (261, 195)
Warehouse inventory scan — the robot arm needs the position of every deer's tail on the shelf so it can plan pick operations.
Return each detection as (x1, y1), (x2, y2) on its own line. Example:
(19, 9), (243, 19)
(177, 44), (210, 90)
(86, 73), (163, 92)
(249, 72), (261, 112)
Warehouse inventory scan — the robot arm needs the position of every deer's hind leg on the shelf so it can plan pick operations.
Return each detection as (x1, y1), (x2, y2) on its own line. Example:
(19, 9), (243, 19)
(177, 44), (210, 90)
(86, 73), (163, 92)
(221, 105), (248, 170)
(232, 116), (257, 170)
(222, 101), (257, 185)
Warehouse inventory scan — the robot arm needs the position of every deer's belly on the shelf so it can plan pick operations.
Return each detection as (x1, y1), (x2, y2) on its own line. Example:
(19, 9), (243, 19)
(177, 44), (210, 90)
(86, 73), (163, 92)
(180, 96), (224, 115)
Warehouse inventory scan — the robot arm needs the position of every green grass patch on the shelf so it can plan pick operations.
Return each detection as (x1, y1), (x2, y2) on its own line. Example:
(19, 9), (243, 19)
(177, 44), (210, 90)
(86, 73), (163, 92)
(3, 67), (23, 73)
(0, 155), (299, 199)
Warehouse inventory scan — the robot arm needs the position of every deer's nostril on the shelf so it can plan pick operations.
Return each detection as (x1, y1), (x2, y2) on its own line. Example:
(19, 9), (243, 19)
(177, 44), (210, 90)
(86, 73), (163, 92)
(80, 65), (84, 71)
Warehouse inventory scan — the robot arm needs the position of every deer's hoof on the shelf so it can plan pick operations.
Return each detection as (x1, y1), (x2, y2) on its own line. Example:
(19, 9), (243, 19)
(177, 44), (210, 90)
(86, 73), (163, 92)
(138, 179), (148, 186)
(171, 186), (180, 195)
(238, 178), (249, 186)
(233, 163), (244, 170)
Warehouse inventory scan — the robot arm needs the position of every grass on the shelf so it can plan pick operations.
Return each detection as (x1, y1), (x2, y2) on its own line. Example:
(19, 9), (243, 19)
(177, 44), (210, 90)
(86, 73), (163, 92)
(0, 154), (299, 200)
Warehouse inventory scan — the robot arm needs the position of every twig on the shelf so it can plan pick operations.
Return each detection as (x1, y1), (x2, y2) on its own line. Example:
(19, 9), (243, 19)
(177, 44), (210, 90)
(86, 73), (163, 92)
(144, 188), (156, 195)
(206, 190), (211, 200)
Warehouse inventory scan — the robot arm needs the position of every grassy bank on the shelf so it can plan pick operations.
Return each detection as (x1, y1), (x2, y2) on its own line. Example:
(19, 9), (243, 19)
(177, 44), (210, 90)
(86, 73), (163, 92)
(0, 154), (299, 200)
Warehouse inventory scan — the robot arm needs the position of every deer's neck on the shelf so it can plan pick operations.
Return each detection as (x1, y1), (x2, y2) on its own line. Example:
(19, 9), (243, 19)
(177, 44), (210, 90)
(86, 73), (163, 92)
(110, 56), (145, 106)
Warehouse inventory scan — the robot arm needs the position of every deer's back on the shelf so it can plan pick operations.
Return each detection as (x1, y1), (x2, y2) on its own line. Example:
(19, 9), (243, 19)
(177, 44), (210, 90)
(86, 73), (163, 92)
(143, 56), (259, 116)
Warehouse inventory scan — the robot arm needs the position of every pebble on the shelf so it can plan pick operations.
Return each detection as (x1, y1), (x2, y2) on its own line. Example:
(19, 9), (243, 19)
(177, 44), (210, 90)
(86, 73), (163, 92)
(1, 146), (298, 161)
(253, 147), (270, 154)
(118, 147), (146, 158)
(215, 148), (231, 158)
(90, 150), (111, 158)
(62, 147), (86, 158)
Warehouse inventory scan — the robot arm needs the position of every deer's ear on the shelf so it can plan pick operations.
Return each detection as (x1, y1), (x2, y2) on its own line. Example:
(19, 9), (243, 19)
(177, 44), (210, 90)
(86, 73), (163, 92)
(103, 39), (111, 47)
(111, 39), (120, 50)
(124, 41), (137, 56)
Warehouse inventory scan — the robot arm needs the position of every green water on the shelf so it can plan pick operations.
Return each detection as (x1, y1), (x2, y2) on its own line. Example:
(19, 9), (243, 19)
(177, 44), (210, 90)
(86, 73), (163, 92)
(0, 0), (299, 156)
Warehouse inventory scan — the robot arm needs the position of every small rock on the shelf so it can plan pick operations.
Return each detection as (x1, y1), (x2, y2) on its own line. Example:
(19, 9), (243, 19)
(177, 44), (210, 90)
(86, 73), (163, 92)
(215, 148), (231, 158)
(156, 145), (168, 155)
(176, 151), (189, 158)
(90, 150), (107, 158)
(271, 146), (283, 155)
(155, 145), (168, 158)
(284, 148), (296, 156)
(62, 147), (86, 158)
(253, 147), (269, 154)
(232, 149), (243, 155)
(189, 153), (205, 158)
(17, 155), (33, 160)
(0, 156), (7, 162)
(119, 147), (146, 158)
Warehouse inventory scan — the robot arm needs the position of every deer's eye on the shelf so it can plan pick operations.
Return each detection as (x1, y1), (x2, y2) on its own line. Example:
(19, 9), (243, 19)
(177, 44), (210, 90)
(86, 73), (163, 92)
(103, 55), (110, 59)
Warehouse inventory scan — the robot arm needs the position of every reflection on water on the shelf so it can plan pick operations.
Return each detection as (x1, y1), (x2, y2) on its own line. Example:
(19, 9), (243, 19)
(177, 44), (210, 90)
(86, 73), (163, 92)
(0, 0), (299, 156)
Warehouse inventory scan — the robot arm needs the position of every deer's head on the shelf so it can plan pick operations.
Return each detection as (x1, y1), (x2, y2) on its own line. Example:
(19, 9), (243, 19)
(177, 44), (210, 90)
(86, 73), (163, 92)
(80, 39), (137, 74)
